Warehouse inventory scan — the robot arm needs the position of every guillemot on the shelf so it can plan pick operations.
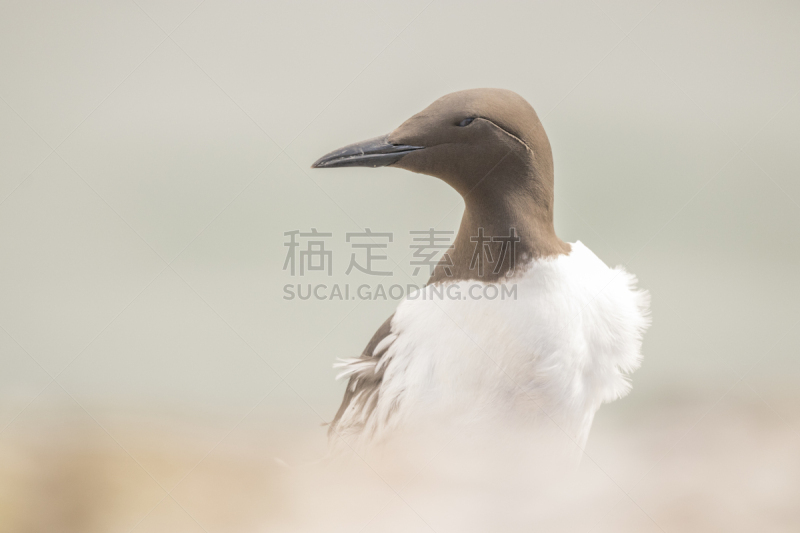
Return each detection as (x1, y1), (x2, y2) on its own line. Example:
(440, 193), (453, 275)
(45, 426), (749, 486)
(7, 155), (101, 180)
(312, 88), (650, 454)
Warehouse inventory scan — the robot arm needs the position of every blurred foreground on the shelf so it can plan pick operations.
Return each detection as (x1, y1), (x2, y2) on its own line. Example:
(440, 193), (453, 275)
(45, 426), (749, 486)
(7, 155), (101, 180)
(1, 395), (798, 533)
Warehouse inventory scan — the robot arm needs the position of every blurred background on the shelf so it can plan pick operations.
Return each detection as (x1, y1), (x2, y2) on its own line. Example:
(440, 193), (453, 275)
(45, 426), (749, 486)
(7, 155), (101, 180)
(0, 0), (798, 531)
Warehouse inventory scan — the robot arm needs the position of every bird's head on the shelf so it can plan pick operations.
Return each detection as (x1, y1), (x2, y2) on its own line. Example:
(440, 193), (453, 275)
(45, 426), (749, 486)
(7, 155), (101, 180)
(312, 88), (553, 200)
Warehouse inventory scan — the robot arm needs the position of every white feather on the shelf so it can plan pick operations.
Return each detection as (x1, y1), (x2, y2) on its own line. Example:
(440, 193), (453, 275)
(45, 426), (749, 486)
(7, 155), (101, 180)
(372, 333), (397, 357)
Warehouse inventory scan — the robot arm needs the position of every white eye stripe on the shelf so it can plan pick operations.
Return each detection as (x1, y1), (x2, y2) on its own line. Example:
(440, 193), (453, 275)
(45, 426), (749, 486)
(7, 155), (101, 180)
(458, 117), (475, 127)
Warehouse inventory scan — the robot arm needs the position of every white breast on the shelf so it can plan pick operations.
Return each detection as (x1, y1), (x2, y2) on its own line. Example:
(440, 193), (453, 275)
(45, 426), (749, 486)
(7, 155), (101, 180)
(336, 241), (650, 452)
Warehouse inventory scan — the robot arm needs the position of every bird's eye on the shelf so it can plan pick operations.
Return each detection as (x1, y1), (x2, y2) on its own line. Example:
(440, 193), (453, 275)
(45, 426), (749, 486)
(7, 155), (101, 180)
(458, 118), (475, 127)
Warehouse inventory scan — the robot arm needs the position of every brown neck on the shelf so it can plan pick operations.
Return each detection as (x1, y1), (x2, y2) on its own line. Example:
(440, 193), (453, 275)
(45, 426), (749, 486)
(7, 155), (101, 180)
(428, 157), (570, 284)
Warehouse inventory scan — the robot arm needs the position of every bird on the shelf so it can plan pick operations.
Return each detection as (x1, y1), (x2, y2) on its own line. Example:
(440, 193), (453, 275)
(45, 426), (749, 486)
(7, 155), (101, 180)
(311, 88), (650, 457)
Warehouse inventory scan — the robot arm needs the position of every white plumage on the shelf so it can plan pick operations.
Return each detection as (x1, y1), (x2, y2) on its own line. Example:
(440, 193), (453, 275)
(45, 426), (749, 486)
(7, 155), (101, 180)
(334, 241), (650, 452)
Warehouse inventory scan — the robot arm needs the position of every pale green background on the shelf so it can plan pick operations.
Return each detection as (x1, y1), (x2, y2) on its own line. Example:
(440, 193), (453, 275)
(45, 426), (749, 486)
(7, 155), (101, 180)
(0, 2), (798, 527)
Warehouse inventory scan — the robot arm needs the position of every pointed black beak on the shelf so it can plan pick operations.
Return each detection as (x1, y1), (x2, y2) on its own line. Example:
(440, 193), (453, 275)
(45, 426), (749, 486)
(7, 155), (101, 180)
(311, 135), (424, 169)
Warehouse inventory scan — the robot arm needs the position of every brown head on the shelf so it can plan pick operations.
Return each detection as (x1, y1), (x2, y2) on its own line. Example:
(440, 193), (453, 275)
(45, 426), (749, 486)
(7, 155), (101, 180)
(312, 88), (569, 281)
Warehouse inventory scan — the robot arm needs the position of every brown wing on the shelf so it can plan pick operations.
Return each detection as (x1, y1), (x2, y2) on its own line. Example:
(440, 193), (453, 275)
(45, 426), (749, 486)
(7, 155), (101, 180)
(328, 314), (394, 438)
